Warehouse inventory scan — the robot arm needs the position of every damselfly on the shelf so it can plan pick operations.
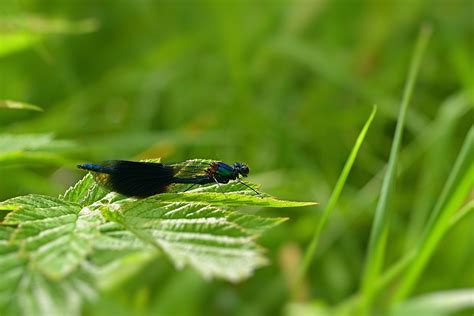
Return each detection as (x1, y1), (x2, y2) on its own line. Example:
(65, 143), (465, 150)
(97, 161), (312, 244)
(77, 159), (261, 198)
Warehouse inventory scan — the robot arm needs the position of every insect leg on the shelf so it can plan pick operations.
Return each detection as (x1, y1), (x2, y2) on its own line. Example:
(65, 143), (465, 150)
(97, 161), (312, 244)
(211, 176), (224, 193)
(236, 178), (263, 198)
(184, 183), (198, 192)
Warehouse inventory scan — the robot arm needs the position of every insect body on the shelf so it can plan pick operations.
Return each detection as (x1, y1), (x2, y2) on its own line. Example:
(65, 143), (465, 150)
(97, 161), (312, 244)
(77, 160), (259, 198)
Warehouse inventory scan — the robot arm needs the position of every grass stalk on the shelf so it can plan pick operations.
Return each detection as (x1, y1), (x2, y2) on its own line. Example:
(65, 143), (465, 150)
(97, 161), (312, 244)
(392, 127), (474, 301)
(298, 106), (377, 282)
(359, 25), (432, 312)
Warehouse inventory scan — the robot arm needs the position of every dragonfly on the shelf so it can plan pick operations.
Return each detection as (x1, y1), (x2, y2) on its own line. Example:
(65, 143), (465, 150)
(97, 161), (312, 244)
(77, 159), (262, 198)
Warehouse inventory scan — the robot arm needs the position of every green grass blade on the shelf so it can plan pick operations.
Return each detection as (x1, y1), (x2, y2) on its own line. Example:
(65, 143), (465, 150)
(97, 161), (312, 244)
(393, 127), (474, 301)
(338, 196), (473, 313)
(0, 100), (43, 112)
(419, 127), (474, 243)
(389, 289), (474, 316)
(298, 106), (377, 280)
(360, 25), (432, 311)
(448, 199), (474, 227)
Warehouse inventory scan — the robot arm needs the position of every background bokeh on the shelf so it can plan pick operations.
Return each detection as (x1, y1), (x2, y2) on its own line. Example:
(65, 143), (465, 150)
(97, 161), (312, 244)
(1, 0), (473, 315)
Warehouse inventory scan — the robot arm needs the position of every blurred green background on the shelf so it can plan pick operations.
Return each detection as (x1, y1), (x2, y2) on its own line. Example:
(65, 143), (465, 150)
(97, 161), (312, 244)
(1, 0), (473, 315)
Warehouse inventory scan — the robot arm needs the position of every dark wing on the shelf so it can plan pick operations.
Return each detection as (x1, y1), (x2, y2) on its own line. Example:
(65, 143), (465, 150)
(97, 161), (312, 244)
(95, 160), (174, 197)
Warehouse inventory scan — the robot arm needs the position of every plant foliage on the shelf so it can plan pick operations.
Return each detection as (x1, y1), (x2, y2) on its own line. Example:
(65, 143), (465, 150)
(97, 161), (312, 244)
(0, 167), (314, 316)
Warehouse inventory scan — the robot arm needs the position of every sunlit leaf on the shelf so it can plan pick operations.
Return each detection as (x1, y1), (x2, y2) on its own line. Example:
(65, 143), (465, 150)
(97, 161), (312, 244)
(0, 134), (72, 152)
(0, 33), (42, 58)
(0, 226), (97, 316)
(152, 192), (316, 207)
(0, 134), (74, 167)
(0, 15), (99, 58)
(61, 173), (110, 206)
(2, 195), (105, 279)
(0, 15), (98, 34)
(107, 198), (284, 281)
(0, 100), (43, 112)
(0, 164), (311, 314)
(389, 289), (474, 316)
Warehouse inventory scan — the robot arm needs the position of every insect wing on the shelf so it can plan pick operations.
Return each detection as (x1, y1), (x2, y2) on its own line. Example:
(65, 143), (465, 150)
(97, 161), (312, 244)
(169, 159), (214, 178)
(97, 160), (175, 197)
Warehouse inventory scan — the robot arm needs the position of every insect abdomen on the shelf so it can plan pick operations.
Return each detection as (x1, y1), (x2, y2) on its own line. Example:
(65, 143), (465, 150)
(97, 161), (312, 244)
(77, 163), (114, 174)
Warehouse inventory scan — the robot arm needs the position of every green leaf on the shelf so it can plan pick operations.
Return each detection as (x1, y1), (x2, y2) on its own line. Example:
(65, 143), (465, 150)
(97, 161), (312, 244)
(0, 134), (65, 152)
(61, 173), (110, 206)
(0, 226), (28, 310)
(89, 249), (157, 290)
(1, 195), (105, 279)
(1, 195), (72, 222)
(105, 198), (283, 281)
(389, 289), (474, 316)
(0, 162), (312, 314)
(0, 134), (74, 167)
(0, 100), (43, 111)
(0, 151), (73, 167)
(0, 16), (99, 34)
(0, 16), (99, 58)
(0, 226), (96, 316)
(150, 192), (316, 207)
(95, 222), (150, 251)
(225, 212), (287, 235)
(0, 32), (42, 58)
(15, 270), (96, 316)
